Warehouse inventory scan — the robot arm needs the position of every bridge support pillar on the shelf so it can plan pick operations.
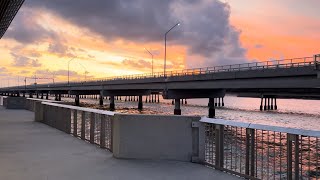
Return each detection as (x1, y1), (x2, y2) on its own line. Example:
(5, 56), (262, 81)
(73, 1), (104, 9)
(174, 99), (181, 115)
(222, 98), (224, 107)
(99, 95), (104, 106)
(58, 94), (61, 101)
(23, 93), (25, 97)
(208, 98), (215, 118)
(157, 94), (160, 103)
(145, 96), (148, 103)
(36, 93), (39, 99)
(274, 98), (278, 110)
(29, 93), (33, 98)
(270, 98), (274, 110)
(172, 99), (174, 105)
(110, 96), (115, 111)
(41, 93), (44, 99)
(46, 93), (49, 100)
(264, 98), (267, 111)
(55, 94), (58, 101)
(267, 98), (270, 110)
(138, 95), (143, 110)
(260, 97), (263, 111)
(151, 95), (154, 103)
(75, 95), (80, 106)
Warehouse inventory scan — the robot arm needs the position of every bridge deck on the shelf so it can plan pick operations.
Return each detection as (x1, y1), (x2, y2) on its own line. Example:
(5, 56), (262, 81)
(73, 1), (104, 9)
(0, 107), (239, 180)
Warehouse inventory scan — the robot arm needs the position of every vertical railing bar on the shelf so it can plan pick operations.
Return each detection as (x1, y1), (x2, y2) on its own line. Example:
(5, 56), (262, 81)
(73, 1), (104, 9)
(294, 135), (300, 180)
(261, 130), (264, 180)
(255, 130), (258, 178)
(301, 136), (303, 178)
(240, 127), (243, 174)
(73, 110), (77, 137)
(230, 126), (233, 171)
(235, 126), (238, 172)
(81, 111), (85, 140)
(251, 129), (255, 177)
(274, 132), (276, 180)
(308, 136), (311, 180)
(317, 137), (319, 180)
(267, 130), (270, 179)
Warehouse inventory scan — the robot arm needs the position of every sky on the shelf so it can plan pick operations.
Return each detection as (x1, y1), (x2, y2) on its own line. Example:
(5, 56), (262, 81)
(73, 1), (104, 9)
(0, 0), (319, 86)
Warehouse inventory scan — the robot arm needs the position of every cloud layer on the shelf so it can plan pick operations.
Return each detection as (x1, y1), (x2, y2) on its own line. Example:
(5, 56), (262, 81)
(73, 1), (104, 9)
(20, 0), (246, 67)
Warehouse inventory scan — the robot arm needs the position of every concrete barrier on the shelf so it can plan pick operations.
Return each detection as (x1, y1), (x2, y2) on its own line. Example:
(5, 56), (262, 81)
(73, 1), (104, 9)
(2, 96), (26, 109)
(112, 114), (204, 162)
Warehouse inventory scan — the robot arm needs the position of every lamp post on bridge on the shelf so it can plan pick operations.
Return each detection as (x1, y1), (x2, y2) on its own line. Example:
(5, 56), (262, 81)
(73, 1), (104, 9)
(68, 56), (77, 85)
(145, 48), (154, 75)
(78, 62), (88, 81)
(164, 22), (180, 77)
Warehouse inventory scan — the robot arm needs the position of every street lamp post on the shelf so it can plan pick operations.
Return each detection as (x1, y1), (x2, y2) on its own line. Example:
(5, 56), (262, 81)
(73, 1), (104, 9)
(164, 22), (180, 77)
(68, 57), (77, 85)
(78, 62), (88, 81)
(145, 48), (154, 75)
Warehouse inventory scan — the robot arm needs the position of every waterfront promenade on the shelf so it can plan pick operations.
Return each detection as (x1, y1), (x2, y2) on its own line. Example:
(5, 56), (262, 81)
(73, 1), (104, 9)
(0, 107), (239, 180)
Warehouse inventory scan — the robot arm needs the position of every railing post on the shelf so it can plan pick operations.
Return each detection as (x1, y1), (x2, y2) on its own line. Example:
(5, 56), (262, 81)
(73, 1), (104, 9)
(294, 134), (300, 179)
(81, 111), (85, 140)
(245, 128), (255, 177)
(73, 110), (77, 137)
(100, 115), (106, 148)
(90, 112), (95, 144)
(287, 133), (294, 180)
(215, 124), (224, 168)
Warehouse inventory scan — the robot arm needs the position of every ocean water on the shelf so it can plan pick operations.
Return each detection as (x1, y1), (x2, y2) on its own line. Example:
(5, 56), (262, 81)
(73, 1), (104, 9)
(61, 95), (320, 131)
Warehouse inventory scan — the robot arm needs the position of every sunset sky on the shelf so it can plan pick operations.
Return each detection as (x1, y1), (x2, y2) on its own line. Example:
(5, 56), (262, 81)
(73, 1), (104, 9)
(0, 0), (319, 86)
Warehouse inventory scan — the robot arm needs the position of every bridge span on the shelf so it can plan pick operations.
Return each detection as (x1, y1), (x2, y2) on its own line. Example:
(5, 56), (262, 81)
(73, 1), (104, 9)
(1, 55), (320, 116)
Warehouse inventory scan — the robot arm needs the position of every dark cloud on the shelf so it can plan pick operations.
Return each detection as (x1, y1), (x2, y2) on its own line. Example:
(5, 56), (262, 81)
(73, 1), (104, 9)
(25, 0), (247, 67)
(3, 0), (248, 69)
(11, 53), (42, 67)
(4, 8), (57, 44)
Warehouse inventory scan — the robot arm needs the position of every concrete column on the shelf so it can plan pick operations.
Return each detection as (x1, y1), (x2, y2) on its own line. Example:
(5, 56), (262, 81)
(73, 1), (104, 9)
(151, 94), (154, 103)
(110, 96), (115, 111)
(46, 93), (49, 100)
(270, 98), (274, 110)
(120, 96), (122, 100)
(215, 98), (217, 107)
(41, 93), (44, 99)
(174, 99), (181, 115)
(181, 99), (184, 105)
(264, 98), (267, 111)
(36, 93), (39, 99)
(218, 98), (221, 107)
(23, 93), (25, 97)
(185, 99), (187, 104)
(267, 98), (270, 110)
(138, 95), (143, 110)
(125, 96), (127, 101)
(58, 94), (61, 101)
(157, 94), (160, 103)
(145, 96), (148, 103)
(29, 93), (33, 98)
(149, 95), (151, 103)
(171, 99), (174, 105)
(222, 98), (224, 107)
(260, 97), (263, 111)
(75, 95), (80, 106)
(99, 95), (103, 106)
(55, 94), (58, 101)
(274, 98), (278, 110)
(208, 98), (215, 118)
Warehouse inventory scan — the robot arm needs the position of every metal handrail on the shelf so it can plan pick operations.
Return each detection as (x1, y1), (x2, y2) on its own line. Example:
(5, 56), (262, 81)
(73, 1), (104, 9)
(1, 56), (317, 90)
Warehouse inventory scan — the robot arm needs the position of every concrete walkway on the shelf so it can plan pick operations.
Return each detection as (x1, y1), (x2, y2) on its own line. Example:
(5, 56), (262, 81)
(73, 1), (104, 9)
(0, 107), (240, 180)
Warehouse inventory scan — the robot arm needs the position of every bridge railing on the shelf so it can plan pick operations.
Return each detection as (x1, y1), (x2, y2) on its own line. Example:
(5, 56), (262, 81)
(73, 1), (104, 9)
(58, 56), (317, 84)
(39, 102), (115, 152)
(201, 117), (320, 180)
(0, 56), (316, 89)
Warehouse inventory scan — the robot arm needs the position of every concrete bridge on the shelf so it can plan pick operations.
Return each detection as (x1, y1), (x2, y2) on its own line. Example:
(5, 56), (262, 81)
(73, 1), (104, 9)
(1, 55), (320, 116)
